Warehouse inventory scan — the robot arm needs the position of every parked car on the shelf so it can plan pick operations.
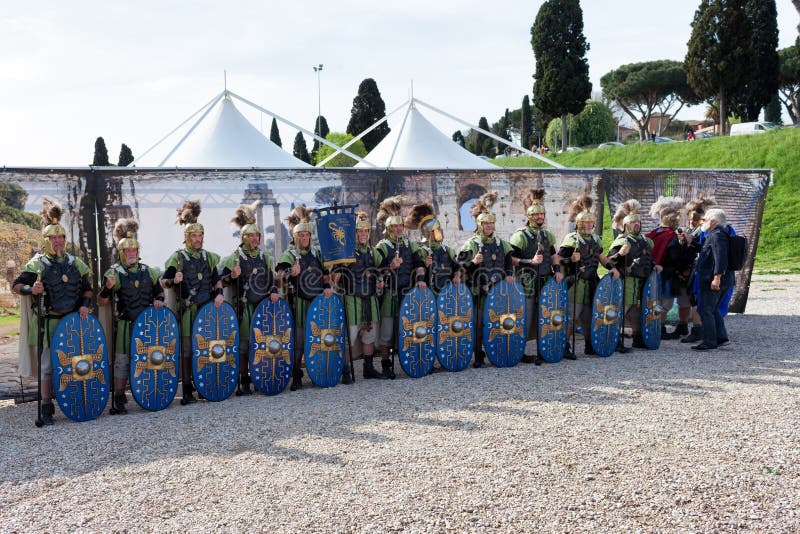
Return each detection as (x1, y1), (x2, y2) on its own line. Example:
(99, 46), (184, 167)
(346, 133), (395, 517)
(729, 121), (777, 136)
(695, 132), (714, 139)
(646, 136), (676, 143)
(598, 141), (625, 148)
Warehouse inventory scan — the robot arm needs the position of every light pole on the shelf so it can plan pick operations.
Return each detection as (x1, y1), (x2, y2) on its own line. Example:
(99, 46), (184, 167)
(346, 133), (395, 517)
(313, 64), (323, 134)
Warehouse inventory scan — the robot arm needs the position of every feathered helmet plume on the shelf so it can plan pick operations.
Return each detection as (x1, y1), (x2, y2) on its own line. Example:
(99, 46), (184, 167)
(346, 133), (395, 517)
(686, 195), (717, 225)
(377, 196), (404, 238)
(523, 188), (546, 217)
(570, 194), (595, 233)
(470, 191), (498, 230)
(231, 201), (260, 241)
(285, 205), (314, 241)
(613, 199), (641, 232)
(41, 198), (65, 237)
(176, 200), (203, 247)
(113, 218), (140, 266)
(649, 196), (685, 228)
(405, 201), (442, 243)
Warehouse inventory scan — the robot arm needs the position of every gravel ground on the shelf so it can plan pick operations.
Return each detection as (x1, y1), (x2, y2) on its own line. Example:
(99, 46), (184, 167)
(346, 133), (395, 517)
(1, 275), (798, 532)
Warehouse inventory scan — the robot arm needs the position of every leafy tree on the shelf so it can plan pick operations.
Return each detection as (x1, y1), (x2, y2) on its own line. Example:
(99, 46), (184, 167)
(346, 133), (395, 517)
(293, 132), (311, 163)
(532, 0), (592, 151)
(346, 78), (390, 152)
(93, 136), (110, 166)
(544, 99), (614, 148)
(601, 60), (698, 142)
(521, 95), (533, 149)
(311, 115), (330, 161)
(763, 93), (782, 124)
(778, 45), (800, 123)
(315, 132), (367, 167)
(118, 144), (134, 166)
(269, 118), (282, 147)
(452, 130), (465, 147)
(0, 206), (40, 229)
(729, 0), (779, 121)
(685, 0), (753, 135)
(0, 182), (28, 209)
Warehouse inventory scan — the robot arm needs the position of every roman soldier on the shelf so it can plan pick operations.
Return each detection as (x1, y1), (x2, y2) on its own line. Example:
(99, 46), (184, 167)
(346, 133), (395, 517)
(13, 199), (93, 425)
(681, 195), (717, 344)
(404, 201), (461, 295)
(607, 199), (662, 350)
(509, 188), (562, 363)
(97, 219), (165, 414)
(374, 196), (427, 379)
(276, 206), (332, 391)
(219, 202), (279, 395)
(556, 195), (620, 356)
(457, 192), (515, 368)
(336, 211), (384, 380)
(646, 196), (696, 340)
(162, 200), (224, 404)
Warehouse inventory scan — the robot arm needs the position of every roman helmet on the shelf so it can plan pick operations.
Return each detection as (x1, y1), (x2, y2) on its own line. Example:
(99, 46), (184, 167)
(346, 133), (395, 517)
(377, 196), (405, 239)
(649, 196), (685, 230)
(231, 201), (260, 246)
(613, 199), (642, 236)
(40, 198), (67, 257)
(405, 202), (443, 244)
(523, 188), (546, 227)
(685, 195), (717, 229)
(470, 191), (498, 232)
(176, 200), (203, 248)
(569, 194), (595, 235)
(113, 218), (140, 267)
(285, 205), (314, 246)
(355, 210), (371, 235)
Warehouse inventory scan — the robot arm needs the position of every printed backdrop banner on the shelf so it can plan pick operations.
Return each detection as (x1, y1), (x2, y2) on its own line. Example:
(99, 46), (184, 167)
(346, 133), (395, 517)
(0, 167), (769, 313)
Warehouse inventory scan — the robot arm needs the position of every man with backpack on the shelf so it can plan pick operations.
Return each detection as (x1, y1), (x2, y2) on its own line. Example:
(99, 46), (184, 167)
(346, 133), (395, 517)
(692, 208), (736, 351)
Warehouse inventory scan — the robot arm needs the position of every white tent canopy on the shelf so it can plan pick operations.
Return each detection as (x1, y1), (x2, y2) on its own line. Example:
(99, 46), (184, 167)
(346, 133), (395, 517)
(134, 91), (311, 168)
(355, 101), (496, 169)
(344, 97), (561, 170)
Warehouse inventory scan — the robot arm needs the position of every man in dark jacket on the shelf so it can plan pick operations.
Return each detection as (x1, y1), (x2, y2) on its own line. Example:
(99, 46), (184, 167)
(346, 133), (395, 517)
(692, 208), (735, 351)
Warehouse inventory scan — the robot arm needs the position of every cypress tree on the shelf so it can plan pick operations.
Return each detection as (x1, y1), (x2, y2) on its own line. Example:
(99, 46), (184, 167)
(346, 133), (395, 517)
(763, 93), (782, 124)
(118, 144), (134, 166)
(477, 117), (492, 156)
(730, 0), (779, 121)
(452, 130), (465, 147)
(346, 78), (391, 152)
(521, 95), (533, 149)
(532, 0), (592, 151)
(270, 118), (282, 147)
(311, 115), (330, 161)
(93, 137), (110, 166)
(685, 0), (753, 134)
(293, 132), (311, 163)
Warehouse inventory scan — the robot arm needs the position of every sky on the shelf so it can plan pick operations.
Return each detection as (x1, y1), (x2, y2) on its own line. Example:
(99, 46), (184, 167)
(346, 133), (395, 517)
(1, 0), (798, 167)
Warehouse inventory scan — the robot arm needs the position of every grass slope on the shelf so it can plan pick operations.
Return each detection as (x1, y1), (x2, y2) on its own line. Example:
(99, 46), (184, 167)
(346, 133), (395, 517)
(495, 128), (800, 272)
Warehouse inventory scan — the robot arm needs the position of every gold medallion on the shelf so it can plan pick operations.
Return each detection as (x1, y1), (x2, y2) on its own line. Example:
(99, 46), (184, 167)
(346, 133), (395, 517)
(492, 254), (497, 261)
(61, 274), (68, 282)
(198, 273), (203, 280)
(253, 268), (259, 274)
(134, 280), (140, 288)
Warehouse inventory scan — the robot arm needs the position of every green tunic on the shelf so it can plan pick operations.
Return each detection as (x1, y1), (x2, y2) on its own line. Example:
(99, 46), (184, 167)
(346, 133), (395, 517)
(509, 225), (557, 296)
(164, 248), (222, 336)
(221, 246), (275, 334)
(23, 253), (90, 347)
(560, 232), (604, 305)
(341, 244), (381, 327)
(102, 264), (162, 356)
(374, 238), (426, 318)
(277, 246), (324, 326)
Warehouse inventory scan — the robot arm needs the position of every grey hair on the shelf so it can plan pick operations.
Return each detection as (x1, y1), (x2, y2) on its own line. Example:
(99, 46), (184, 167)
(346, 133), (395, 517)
(704, 207), (727, 226)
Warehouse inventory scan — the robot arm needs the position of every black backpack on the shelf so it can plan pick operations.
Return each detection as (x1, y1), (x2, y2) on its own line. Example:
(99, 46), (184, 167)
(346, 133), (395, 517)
(727, 230), (747, 271)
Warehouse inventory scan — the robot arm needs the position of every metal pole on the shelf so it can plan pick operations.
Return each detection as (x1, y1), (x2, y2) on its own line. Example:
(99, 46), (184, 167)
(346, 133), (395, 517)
(314, 64), (323, 132)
